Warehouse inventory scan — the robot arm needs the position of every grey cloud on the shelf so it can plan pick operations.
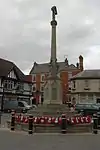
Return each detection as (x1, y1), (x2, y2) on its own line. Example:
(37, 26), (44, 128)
(0, 0), (100, 74)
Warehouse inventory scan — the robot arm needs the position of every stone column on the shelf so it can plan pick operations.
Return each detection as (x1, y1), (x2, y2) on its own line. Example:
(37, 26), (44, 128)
(44, 6), (62, 105)
(51, 20), (57, 65)
(50, 6), (58, 77)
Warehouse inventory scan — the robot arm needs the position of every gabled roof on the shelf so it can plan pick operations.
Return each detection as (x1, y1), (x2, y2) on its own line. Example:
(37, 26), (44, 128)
(71, 70), (100, 80)
(30, 61), (78, 74)
(0, 58), (25, 81)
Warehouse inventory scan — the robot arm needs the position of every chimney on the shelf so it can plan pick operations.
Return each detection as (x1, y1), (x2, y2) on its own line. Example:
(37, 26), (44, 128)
(34, 62), (37, 66)
(65, 58), (69, 66)
(79, 55), (83, 71)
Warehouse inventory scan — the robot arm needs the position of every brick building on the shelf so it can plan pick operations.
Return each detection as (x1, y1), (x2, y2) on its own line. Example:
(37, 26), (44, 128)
(29, 55), (83, 104)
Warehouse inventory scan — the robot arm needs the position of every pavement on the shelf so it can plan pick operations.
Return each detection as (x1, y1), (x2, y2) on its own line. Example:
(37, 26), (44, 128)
(0, 129), (100, 150)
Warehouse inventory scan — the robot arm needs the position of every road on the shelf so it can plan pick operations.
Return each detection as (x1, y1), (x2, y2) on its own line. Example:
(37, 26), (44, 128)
(0, 130), (100, 150)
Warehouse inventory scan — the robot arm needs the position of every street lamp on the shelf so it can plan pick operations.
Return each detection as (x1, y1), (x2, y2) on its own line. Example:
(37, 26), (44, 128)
(1, 87), (4, 112)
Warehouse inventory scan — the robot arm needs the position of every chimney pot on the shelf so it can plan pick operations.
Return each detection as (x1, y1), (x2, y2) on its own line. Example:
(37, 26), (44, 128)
(65, 58), (69, 65)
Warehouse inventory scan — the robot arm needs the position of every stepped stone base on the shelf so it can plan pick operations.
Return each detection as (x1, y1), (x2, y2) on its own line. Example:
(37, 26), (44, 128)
(29, 104), (75, 117)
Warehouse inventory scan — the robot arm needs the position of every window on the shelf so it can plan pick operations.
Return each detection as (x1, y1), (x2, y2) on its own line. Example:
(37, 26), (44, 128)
(41, 75), (45, 81)
(33, 86), (36, 91)
(40, 83), (44, 91)
(33, 84), (36, 92)
(16, 82), (24, 91)
(41, 86), (44, 91)
(8, 70), (17, 79)
(3, 80), (14, 90)
(69, 83), (71, 91)
(33, 75), (36, 82)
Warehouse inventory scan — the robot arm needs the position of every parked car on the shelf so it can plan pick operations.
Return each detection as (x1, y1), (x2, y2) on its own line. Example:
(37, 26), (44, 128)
(3, 100), (32, 113)
(75, 103), (100, 116)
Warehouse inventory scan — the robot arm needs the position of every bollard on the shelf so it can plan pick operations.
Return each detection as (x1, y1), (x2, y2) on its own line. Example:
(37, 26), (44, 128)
(92, 114), (98, 134)
(97, 112), (100, 129)
(11, 110), (15, 131)
(61, 114), (67, 134)
(28, 115), (33, 135)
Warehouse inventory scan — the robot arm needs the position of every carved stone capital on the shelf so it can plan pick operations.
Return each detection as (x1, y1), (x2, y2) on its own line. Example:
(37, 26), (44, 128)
(51, 20), (57, 26)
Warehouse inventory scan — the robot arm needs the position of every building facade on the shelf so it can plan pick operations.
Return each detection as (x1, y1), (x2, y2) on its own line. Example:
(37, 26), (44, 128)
(0, 58), (32, 107)
(71, 70), (100, 104)
(29, 55), (83, 103)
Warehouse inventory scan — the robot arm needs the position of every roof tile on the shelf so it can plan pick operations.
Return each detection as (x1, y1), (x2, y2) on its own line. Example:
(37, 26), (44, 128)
(30, 62), (77, 74)
(71, 70), (100, 79)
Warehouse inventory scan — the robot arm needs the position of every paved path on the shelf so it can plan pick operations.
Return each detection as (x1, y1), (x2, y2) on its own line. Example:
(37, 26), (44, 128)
(0, 129), (100, 150)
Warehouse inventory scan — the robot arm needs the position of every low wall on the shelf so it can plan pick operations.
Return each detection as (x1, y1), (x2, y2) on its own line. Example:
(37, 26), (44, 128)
(7, 121), (92, 133)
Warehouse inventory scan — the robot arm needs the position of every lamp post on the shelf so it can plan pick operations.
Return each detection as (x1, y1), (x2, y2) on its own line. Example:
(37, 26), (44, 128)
(1, 87), (4, 112)
(0, 87), (4, 126)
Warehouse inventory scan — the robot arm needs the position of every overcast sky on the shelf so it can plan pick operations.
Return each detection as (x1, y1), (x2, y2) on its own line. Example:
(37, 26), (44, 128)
(0, 0), (100, 74)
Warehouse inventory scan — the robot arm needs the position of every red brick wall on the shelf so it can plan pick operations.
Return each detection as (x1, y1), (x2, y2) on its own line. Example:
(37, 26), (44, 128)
(25, 75), (32, 83)
(61, 70), (81, 103)
(32, 69), (81, 103)
(60, 71), (68, 103)
(36, 74), (41, 91)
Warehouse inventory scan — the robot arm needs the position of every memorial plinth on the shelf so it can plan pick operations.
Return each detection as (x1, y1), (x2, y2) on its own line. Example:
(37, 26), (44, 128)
(29, 104), (71, 117)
